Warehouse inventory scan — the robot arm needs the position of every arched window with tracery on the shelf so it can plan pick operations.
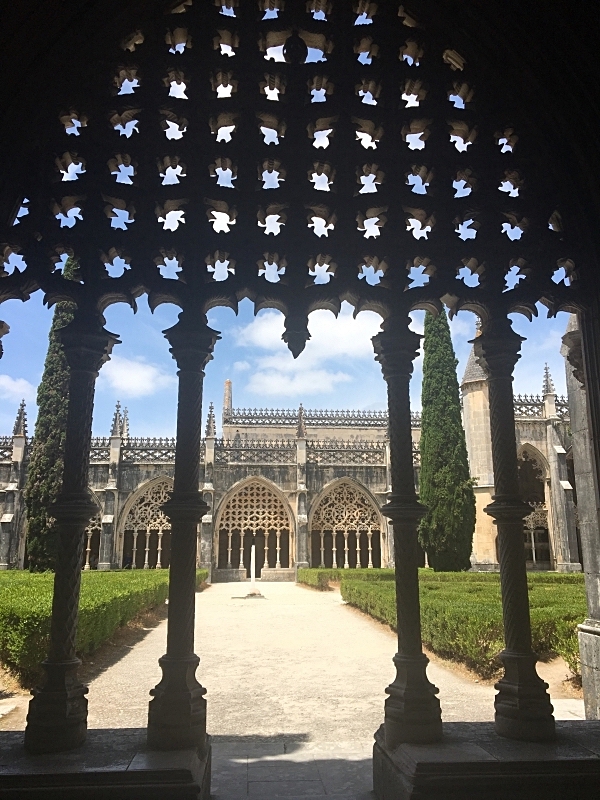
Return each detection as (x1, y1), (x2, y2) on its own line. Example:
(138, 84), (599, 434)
(518, 450), (551, 568)
(122, 480), (172, 569)
(216, 480), (293, 576)
(310, 481), (382, 569)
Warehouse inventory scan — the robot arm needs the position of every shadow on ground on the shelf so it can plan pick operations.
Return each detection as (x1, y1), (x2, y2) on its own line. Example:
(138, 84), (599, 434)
(0, 730), (375, 799)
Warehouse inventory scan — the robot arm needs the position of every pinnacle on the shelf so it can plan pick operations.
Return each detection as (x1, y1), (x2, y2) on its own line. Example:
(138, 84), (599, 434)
(543, 363), (555, 395)
(13, 399), (28, 437)
(205, 402), (216, 437)
(110, 401), (122, 436)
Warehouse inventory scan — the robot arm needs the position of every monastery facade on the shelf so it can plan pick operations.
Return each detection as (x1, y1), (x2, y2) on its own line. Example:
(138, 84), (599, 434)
(0, 350), (582, 577)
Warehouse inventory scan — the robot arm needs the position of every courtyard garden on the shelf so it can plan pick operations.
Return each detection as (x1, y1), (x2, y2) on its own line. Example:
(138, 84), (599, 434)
(298, 568), (587, 680)
(0, 569), (208, 684)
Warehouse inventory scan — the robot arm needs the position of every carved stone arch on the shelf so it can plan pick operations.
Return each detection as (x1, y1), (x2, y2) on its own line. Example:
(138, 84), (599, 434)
(308, 478), (385, 569)
(516, 446), (551, 568)
(118, 476), (174, 570)
(517, 444), (549, 480)
(214, 477), (295, 578)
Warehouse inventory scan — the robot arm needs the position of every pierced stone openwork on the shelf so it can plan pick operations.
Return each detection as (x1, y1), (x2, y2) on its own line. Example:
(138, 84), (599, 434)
(310, 481), (382, 568)
(216, 480), (292, 576)
(0, 0), (580, 338)
(123, 480), (172, 569)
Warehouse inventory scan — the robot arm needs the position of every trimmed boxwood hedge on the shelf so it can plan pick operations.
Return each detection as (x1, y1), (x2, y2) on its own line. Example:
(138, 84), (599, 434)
(339, 574), (586, 679)
(0, 569), (208, 683)
(298, 568), (586, 679)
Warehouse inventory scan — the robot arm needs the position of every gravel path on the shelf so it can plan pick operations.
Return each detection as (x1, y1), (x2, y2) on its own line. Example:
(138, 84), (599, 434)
(85, 581), (498, 735)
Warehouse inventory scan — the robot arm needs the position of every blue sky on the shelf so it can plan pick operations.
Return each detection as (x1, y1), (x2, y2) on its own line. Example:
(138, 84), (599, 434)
(0, 293), (571, 437)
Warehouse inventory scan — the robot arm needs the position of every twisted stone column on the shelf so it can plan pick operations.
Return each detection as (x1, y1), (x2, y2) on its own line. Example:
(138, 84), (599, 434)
(474, 317), (555, 741)
(372, 315), (442, 747)
(147, 314), (219, 753)
(24, 312), (120, 754)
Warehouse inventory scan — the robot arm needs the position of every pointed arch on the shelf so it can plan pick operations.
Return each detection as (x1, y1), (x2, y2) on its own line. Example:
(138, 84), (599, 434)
(117, 476), (174, 569)
(517, 443), (549, 479)
(214, 477), (295, 576)
(309, 478), (385, 569)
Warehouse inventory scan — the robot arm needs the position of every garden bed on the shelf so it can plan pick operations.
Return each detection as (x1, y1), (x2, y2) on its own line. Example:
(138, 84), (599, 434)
(298, 568), (586, 679)
(0, 569), (208, 683)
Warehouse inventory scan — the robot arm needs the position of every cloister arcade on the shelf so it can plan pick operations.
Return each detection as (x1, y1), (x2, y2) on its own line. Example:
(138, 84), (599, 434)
(310, 480), (383, 569)
(1, 0), (600, 796)
(215, 478), (293, 576)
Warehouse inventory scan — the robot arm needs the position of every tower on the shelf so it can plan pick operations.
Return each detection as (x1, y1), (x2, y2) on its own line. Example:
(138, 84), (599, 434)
(460, 330), (497, 569)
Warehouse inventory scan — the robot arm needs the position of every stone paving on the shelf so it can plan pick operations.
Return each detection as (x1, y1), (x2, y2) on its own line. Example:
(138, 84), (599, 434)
(0, 582), (586, 798)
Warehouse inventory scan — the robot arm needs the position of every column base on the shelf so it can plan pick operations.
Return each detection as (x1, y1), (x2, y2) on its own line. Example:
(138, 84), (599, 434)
(147, 655), (207, 754)
(373, 721), (600, 800)
(556, 562), (583, 573)
(494, 650), (555, 741)
(384, 653), (443, 748)
(24, 658), (88, 754)
(579, 619), (600, 719)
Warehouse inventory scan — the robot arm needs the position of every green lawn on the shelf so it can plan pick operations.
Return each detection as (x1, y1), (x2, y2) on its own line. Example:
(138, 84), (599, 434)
(298, 568), (586, 679)
(0, 569), (208, 683)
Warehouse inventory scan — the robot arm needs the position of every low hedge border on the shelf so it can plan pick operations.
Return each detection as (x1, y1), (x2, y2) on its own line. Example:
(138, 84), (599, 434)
(339, 576), (586, 679)
(297, 567), (585, 589)
(0, 569), (208, 684)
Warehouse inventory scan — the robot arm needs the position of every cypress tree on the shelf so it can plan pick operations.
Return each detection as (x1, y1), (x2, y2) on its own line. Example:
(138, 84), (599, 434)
(418, 309), (475, 571)
(24, 259), (77, 571)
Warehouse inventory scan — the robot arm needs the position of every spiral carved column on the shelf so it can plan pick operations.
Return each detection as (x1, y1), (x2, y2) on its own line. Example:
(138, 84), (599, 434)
(147, 313), (220, 753)
(474, 317), (555, 741)
(372, 315), (442, 748)
(24, 312), (120, 754)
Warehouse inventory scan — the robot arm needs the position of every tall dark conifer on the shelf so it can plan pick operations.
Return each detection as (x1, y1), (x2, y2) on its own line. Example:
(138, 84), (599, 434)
(418, 309), (475, 571)
(24, 259), (77, 571)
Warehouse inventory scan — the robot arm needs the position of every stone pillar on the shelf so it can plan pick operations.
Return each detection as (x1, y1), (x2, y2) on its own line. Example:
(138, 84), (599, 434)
(372, 314), (442, 747)
(295, 410), (309, 569)
(546, 422), (581, 571)
(473, 316), (555, 741)
(98, 425), (122, 571)
(563, 315), (600, 717)
(24, 312), (120, 754)
(147, 313), (219, 753)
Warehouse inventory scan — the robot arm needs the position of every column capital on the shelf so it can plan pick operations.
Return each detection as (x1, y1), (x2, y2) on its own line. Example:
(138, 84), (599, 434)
(163, 314), (221, 373)
(472, 318), (524, 379)
(59, 312), (120, 375)
(372, 315), (421, 382)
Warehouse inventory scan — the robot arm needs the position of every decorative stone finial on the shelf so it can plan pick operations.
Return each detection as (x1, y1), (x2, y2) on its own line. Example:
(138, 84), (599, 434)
(205, 402), (216, 437)
(297, 403), (307, 438)
(13, 399), (27, 437)
(223, 379), (232, 422)
(110, 401), (122, 436)
(543, 363), (555, 395)
(121, 407), (130, 439)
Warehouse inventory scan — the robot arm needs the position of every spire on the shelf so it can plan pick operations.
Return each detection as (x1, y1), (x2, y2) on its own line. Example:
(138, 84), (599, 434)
(223, 379), (232, 423)
(110, 401), (122, 436)
(205, 402), (216, 437)
(543, 363), (555, 395)
(121, 408), (130, 439)
(13, 399), (27, 437)
(461, 346), (487, 386)
(297, 403), (307, 438)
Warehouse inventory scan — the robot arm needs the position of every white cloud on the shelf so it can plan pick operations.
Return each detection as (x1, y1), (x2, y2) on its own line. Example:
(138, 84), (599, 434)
(231, 304), (383, 398)
(99, 356), (175, 398)
(233, 360), (251, 372)
(246, 369), (352, 396)
(0, 374), (36, 402)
